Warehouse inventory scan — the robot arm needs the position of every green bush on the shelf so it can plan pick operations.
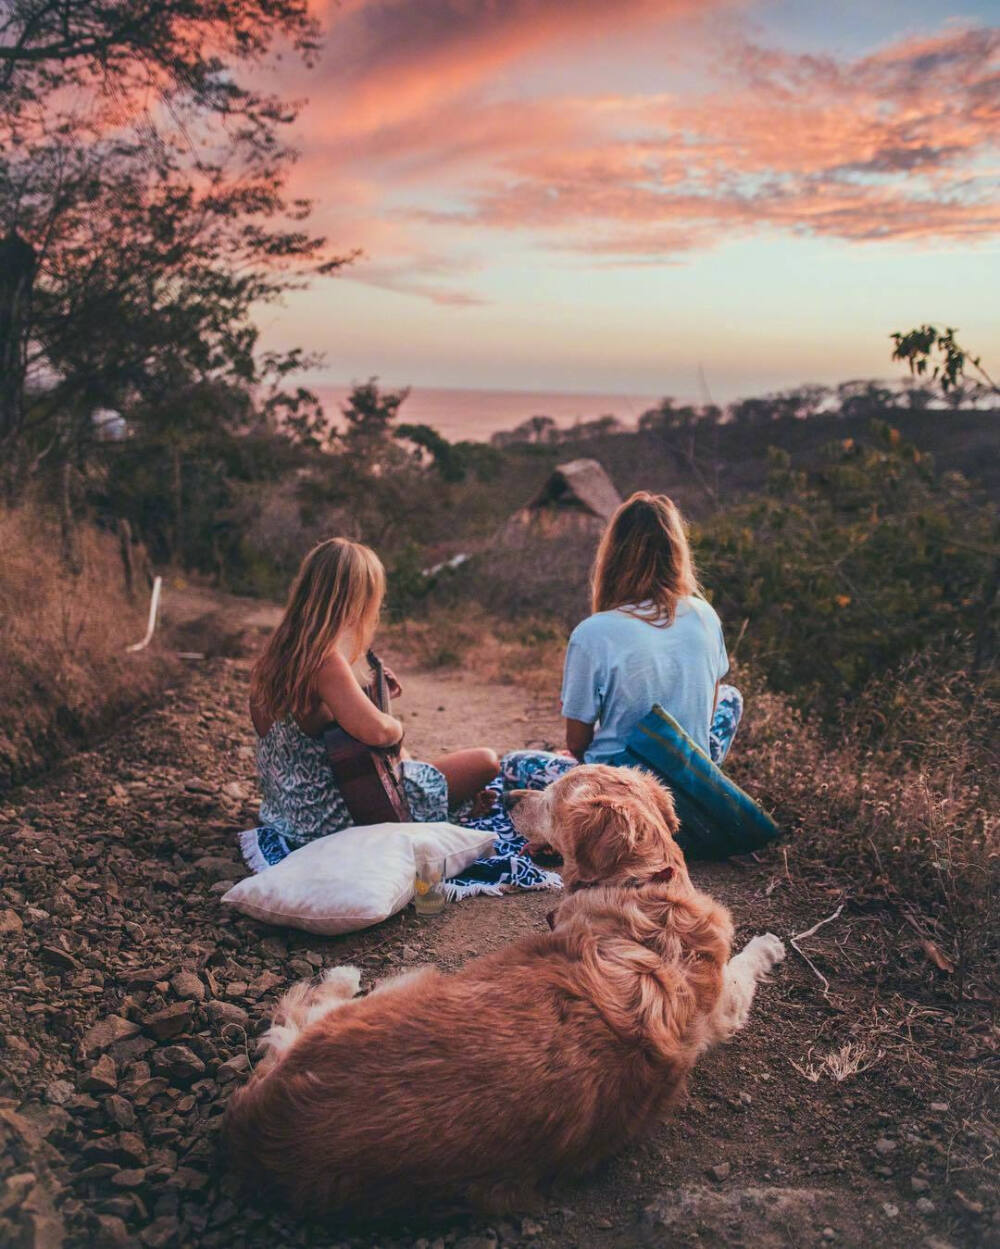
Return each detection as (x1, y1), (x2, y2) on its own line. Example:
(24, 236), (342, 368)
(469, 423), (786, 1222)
(695, 422), (997, 713)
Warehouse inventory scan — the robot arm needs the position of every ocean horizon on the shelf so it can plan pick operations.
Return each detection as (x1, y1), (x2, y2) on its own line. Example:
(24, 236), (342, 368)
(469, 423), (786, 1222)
(311, 383), (664, 443)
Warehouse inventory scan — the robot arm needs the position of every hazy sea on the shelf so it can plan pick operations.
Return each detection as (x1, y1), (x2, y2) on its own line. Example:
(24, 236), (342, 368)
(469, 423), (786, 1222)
(312, 384), (662, 443)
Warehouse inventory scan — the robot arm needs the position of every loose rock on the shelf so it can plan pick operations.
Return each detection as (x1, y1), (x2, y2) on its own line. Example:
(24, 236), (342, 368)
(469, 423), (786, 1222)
(110, 1169), (147, 1189)
(215, 1054), (250, 1084)
(170, 971), (205, 1002)
(0, 908), (23, 935)
(204, 1001), (249, 1029)
(82, 1054), (118, 1094)
(142, 1002), (195, 1041)
(104, 1096), (136, 1130)
(193, 856), (243, 883)
(116, 1132), (150, 1167)
(140, 1216), (181, 1247)
(82, 1016), (140, 1056)
(45, 1080), (74, 1106)
(94, 1213), (131, 1248)
(151, 1045), (206, 1082)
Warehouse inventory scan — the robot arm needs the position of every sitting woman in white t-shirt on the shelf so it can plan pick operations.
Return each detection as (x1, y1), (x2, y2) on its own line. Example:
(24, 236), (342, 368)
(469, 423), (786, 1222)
(561, 491), (741, 765)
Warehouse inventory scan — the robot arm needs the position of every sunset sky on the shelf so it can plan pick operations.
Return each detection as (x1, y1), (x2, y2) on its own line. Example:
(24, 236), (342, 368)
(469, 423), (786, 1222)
(261, 0), (1000, 402)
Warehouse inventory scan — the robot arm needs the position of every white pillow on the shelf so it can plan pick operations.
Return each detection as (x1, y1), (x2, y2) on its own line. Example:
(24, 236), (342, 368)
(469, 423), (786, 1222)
(221, 822), (495, 935)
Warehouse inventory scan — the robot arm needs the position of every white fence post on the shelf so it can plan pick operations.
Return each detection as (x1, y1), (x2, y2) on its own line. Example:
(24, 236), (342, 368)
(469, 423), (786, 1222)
(126, 575), (163, 652)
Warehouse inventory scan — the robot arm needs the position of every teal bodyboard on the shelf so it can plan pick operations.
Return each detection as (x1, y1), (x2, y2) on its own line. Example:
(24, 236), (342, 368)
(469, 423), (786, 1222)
(624, 704), (780, 860)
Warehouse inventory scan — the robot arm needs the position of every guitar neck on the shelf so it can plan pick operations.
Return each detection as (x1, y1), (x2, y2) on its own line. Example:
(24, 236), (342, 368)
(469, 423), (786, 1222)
(366, 649), (391, 712)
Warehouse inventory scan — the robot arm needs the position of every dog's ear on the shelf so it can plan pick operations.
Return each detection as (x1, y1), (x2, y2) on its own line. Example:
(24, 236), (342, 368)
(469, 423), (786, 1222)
(561, 793), (637, 884)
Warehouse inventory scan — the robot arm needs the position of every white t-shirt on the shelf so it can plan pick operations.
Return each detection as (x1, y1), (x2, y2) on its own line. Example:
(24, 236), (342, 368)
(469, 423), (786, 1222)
(561, 597), (729, 761)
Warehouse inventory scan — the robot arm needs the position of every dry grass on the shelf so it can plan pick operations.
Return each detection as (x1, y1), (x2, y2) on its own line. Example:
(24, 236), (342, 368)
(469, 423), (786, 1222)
(730, 671), (998, 995)
(0, 505), (175, 789)
(789, 1039), (885, 1084)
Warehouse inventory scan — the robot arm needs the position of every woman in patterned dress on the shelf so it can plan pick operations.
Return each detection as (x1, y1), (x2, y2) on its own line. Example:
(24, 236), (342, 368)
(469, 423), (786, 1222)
(244, 538), (499, 869)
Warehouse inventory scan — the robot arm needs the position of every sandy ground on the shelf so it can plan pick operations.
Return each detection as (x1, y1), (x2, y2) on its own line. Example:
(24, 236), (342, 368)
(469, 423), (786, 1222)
(0, 591), (994, 1249)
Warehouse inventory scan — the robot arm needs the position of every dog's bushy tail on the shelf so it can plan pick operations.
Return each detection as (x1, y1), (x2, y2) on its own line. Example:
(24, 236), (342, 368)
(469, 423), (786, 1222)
(257, 964), (362, 1069)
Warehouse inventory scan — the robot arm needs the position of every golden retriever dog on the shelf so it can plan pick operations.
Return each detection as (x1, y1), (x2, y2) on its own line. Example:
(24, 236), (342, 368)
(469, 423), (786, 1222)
(225, 765), (785, 1216)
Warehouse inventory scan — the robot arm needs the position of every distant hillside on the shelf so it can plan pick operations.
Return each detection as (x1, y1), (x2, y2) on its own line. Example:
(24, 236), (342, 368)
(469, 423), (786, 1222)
(489, 407), (998, 527)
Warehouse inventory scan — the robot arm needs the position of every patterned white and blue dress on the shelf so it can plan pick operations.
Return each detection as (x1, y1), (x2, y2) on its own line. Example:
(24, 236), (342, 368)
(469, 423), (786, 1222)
(239, 716), (448, 872)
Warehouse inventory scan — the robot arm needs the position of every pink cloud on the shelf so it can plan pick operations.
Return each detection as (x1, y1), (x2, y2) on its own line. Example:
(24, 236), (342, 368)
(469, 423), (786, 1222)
(297, 0), (741, 147)
(289, 16), (999, 301)
(401, 26), (1000, 253)
(350, 253), (489, 306)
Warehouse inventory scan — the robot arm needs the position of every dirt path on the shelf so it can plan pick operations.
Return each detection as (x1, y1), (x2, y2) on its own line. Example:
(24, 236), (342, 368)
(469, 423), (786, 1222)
(0, 638), (992, 1248)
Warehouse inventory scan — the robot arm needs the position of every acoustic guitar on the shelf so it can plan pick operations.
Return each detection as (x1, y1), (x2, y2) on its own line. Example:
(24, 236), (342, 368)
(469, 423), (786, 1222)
(320, 650), (411, 825)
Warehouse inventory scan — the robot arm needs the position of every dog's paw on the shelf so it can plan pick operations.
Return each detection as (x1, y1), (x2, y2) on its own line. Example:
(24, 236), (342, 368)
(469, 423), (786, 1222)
(321, 965), (362, 997)
(744, 933), (786, 971)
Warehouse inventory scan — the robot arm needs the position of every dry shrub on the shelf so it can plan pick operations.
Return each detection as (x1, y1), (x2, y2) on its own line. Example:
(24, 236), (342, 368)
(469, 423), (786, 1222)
(428, 533), (597, 630)
(0, 505), (174, 789)
(232, 478), (357, 598)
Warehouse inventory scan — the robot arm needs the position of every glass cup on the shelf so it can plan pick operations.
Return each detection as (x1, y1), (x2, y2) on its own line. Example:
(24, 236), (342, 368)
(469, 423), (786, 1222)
(413, 864), (447, 916)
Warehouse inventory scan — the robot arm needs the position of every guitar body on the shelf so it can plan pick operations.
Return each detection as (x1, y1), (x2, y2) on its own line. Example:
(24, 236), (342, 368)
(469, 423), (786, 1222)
(320, 651), (411, 825)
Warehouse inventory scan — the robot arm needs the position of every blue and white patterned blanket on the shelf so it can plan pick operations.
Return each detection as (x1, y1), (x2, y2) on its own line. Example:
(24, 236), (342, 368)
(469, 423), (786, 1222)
(442, 773), (562, 898)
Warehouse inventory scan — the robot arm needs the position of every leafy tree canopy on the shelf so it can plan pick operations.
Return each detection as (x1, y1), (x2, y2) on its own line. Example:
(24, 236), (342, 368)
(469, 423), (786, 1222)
(0, 0), (319, 132)
(0, 0), (353, 500)
(891, 325), (998, 398)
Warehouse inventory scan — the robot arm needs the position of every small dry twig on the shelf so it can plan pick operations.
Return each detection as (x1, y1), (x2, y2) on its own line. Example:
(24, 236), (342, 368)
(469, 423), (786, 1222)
(790, 903), (845, 996)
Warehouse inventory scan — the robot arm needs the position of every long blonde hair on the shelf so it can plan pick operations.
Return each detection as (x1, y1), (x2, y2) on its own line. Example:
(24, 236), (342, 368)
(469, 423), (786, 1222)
(251, 538), (386, 722)
(591, 491), (698, 624)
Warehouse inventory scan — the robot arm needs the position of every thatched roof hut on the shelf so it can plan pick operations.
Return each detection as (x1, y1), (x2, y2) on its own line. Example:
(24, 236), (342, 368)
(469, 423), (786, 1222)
(500, 459), (621, 543)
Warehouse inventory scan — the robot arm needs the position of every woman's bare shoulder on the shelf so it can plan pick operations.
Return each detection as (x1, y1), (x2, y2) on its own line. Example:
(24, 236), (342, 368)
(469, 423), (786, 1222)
(313, 649), (364, 704)
(316, 648), (355, 681)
